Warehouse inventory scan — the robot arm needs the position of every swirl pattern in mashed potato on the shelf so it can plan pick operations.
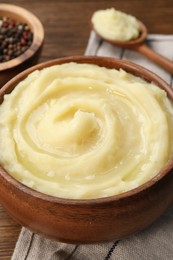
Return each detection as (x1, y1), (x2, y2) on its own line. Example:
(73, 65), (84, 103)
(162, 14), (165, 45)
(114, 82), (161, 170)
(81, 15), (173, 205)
(0, 62), (173, 199)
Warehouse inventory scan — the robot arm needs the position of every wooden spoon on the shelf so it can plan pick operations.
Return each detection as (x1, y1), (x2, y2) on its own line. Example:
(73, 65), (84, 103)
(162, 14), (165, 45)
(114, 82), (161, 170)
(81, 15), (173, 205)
(91, 19), (173, 74)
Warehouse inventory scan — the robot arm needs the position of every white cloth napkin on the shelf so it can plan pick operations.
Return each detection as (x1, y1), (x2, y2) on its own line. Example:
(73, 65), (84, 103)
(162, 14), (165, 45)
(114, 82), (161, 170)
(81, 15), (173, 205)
(12, 32), (173, 260)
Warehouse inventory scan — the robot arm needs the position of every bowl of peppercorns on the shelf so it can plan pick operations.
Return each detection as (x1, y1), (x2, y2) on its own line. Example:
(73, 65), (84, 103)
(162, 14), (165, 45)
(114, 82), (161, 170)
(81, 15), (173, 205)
(0, 3), (44, 87)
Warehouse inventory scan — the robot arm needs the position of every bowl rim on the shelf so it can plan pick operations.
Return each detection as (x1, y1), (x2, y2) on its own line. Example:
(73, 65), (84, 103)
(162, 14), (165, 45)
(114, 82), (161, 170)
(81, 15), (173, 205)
(0, 3), (44, 71)
(0, 55), (173, 205)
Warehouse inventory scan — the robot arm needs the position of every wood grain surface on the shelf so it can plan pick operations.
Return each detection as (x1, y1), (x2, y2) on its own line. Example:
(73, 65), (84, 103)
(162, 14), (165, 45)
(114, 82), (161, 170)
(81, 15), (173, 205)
(0, 0), (173, 259)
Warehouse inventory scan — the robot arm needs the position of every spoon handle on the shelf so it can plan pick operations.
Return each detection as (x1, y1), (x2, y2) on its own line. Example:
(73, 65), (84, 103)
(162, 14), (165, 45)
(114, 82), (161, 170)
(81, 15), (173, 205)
(135, 43), (173, 74)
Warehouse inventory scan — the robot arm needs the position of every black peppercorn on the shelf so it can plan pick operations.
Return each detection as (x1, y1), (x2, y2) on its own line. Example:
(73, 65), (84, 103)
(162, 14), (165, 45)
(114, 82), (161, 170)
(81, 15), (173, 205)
(0, 17), (33, 63)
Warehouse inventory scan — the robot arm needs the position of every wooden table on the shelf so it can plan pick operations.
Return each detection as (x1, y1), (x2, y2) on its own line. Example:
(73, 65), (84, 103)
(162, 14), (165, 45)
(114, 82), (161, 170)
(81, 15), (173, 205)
(0, 0), (173, 259)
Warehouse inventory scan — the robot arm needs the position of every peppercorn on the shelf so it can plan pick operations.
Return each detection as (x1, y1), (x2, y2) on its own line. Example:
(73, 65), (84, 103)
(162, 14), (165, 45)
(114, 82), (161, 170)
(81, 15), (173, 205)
(0, 17), (33, 63)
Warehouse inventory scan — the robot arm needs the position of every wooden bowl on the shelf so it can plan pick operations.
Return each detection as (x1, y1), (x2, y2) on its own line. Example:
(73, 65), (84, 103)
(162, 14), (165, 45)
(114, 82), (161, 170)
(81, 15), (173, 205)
(0, 4), (44, 87)
(0, 56), (173, 244)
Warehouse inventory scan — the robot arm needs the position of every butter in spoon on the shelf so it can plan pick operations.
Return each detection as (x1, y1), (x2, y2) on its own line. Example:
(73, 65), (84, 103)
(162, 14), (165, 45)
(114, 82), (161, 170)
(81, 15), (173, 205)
(91, 8), (173, 74)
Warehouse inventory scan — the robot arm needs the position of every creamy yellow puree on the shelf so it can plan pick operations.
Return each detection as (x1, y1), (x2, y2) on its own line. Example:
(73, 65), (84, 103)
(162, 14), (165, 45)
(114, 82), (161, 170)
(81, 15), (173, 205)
(91, 8), (140, 41)
(0, 62), (173, 199)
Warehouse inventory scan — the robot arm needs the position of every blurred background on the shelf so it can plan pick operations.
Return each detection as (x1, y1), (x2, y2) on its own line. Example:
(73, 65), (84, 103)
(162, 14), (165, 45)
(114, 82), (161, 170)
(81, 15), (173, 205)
(2, 0), (173, 62)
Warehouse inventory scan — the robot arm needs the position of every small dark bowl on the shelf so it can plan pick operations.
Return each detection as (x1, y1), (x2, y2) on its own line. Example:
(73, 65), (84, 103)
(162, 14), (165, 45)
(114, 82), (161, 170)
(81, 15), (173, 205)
(0, 56), (173, 244)
(0, 4), (44, 87)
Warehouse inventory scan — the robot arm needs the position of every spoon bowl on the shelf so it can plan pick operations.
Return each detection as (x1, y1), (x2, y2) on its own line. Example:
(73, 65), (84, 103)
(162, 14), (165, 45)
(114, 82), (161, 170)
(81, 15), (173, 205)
(92, 20), (147, 48)
(91, 13), (173, 74)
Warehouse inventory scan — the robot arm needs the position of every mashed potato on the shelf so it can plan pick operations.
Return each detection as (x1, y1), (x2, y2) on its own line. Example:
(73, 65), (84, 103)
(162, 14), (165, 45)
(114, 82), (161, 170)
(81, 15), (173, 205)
(91, 8), (140, 41)
(0, 62), (173, 199)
